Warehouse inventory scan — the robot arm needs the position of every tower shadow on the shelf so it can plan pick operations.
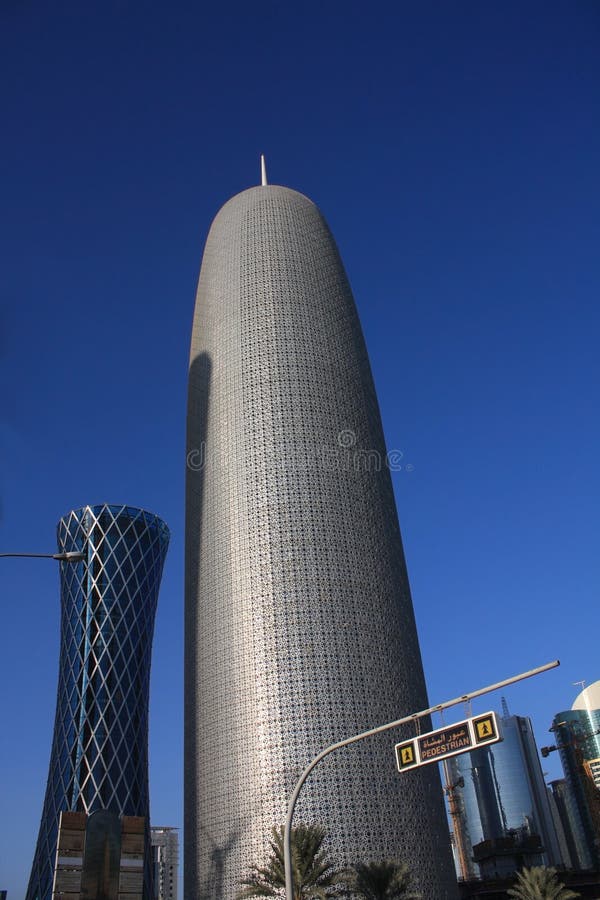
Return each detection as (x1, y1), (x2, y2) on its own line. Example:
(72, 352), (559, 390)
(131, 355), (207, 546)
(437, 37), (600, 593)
(197, 825), (241, 900)
(184, 350), (212, 899)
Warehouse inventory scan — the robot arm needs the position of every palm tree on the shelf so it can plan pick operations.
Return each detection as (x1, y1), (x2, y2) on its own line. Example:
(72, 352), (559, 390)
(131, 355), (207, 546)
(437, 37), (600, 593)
(343, 859), (422, 900)
(507, 866), (579, 900)
(237, 823), (345, 899)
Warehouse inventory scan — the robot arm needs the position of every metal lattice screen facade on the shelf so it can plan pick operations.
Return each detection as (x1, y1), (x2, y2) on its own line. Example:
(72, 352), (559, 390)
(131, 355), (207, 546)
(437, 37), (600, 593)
(185, 185), (458, 899)
(26, 504), (169, 900)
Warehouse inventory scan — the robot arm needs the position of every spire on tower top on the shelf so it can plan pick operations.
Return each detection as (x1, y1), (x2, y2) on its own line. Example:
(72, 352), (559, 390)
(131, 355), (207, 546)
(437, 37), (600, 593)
(260, 154), (268, 186)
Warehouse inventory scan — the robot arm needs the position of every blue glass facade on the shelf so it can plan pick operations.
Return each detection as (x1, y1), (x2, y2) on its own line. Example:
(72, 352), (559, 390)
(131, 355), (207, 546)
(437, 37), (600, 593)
(26, 504), (169, 900)
(552, 709), (600, 869)
(451, 713), (563, 877)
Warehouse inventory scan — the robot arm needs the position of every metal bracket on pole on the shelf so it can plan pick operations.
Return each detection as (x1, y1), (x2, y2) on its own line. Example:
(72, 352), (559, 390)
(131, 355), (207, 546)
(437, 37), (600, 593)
(283, 659), (560, 900)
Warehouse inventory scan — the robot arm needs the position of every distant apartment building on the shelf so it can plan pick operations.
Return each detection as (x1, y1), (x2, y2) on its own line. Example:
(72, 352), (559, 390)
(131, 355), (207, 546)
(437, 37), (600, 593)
(546, 781), (575, 869)
(549, 778), (589, 870)
(151, 827), (179, 900)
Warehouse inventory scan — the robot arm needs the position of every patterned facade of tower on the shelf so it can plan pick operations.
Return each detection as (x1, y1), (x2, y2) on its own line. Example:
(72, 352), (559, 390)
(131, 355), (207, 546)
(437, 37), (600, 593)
(26, 504), (169, 900)
(185, 183), (457, 898)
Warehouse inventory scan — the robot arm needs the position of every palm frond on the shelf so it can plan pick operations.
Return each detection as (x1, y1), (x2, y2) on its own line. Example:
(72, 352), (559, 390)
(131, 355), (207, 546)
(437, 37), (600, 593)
(507, 866), (579, 900)
(236, 824), (346, 899)
(343, 858), (422, 900)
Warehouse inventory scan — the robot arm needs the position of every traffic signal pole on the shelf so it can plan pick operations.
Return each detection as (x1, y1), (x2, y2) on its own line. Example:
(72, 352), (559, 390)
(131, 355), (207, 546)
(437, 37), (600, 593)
(283, 659), (560, 900)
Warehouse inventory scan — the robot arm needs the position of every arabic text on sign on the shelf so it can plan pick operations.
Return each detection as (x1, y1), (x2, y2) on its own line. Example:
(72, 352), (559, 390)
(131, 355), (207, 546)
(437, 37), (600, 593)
(418, 725), (472, 761)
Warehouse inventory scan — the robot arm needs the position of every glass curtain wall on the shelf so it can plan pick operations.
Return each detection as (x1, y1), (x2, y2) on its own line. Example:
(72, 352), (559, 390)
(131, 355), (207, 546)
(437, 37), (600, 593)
(26, 504), (169, 900)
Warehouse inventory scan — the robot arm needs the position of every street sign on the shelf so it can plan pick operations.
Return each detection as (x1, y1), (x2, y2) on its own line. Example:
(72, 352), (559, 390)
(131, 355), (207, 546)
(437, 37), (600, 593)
(395, 711), (501, 772)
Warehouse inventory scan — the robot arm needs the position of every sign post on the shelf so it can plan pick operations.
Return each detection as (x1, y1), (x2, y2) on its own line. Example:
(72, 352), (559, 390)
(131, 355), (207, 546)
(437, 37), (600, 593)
(283, 660), (559, 900)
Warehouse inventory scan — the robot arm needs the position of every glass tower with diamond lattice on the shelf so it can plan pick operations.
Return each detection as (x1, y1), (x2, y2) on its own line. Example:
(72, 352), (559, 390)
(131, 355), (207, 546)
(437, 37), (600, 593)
(26, 504), (169, 900)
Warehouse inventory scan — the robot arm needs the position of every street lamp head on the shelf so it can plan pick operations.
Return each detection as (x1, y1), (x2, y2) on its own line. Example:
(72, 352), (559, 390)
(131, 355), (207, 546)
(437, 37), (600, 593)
(0, 551), (85, 562)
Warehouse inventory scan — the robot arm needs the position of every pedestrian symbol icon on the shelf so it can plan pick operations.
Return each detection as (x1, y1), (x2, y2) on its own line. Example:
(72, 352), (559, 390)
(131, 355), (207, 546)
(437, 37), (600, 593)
(395, 740), (417, 770)
(473, 714), (497, 744)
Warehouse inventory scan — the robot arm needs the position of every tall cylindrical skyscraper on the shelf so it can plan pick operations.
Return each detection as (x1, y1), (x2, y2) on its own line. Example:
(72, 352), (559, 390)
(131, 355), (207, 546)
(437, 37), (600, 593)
(26, 504), (170, 900)
(185, 181), (457, 898)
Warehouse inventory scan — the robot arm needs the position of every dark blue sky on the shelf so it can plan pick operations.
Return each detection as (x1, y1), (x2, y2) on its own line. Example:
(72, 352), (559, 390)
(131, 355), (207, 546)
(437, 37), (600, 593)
(1, 2), (599, 895)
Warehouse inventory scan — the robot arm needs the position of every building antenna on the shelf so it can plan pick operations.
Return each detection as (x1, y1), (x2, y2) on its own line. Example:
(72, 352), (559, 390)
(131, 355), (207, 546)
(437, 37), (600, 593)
(573, 680), (590, 711)
(261, 154), (268, 186)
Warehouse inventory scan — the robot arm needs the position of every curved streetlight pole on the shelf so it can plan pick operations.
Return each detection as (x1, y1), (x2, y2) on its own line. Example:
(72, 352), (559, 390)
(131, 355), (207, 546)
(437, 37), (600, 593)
(0, 551), (85, 562)
(283, 659), (560, 900)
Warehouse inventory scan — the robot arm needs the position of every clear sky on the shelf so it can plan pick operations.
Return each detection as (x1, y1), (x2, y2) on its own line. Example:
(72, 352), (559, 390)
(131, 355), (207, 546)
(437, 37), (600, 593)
(1, 2), (599, 896)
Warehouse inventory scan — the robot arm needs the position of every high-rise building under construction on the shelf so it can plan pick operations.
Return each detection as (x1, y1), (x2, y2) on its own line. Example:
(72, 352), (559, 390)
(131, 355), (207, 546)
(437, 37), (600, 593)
(185, 168), (457, 898)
